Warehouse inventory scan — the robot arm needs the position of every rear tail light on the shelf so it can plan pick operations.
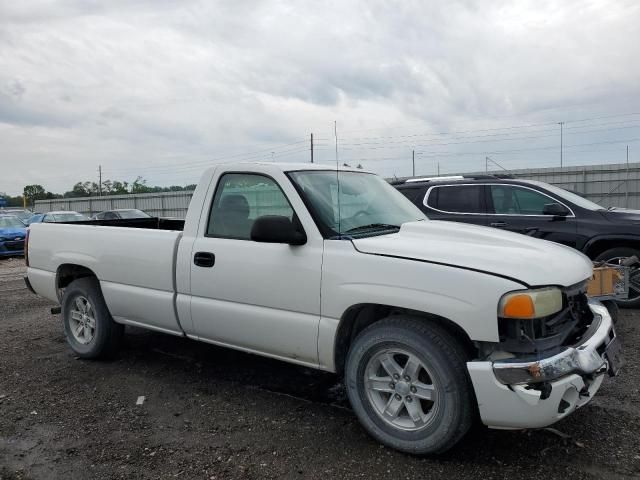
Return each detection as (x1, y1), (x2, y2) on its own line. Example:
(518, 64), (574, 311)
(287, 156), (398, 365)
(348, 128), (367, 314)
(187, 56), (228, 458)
(25, 229), (30, 267)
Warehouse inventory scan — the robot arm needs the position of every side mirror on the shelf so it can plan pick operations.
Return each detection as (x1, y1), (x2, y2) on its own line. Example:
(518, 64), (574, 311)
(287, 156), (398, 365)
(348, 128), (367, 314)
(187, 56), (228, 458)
(251, 215), (307, 245)
(543, 202), (570, 217)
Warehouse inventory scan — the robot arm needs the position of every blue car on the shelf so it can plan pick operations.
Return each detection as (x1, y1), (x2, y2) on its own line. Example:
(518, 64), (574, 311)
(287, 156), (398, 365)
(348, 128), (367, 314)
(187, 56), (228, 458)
(0, 215), (27, 257)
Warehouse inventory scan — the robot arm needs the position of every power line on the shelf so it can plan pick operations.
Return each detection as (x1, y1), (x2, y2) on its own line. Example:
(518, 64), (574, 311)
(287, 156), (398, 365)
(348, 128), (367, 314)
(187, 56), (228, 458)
(335, 111), (640, 143)
(339, 122), (640, 149)
(338, 124), (640, 152)
(339, 136), (640, 163)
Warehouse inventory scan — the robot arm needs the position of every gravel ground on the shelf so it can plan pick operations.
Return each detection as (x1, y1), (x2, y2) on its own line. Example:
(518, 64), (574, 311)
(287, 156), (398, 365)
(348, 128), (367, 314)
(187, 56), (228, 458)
(1, 257), (639, 480)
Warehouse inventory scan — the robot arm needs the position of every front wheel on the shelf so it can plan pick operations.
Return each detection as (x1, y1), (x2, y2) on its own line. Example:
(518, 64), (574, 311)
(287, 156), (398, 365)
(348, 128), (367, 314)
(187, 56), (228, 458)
(345, 316), (475, 454)
(595, 247), (640, 309)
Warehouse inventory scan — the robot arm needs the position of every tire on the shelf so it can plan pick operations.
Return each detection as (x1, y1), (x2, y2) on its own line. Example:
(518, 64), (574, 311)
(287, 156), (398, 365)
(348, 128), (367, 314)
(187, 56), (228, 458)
(595, 247), (640, 309)
(601, 300), (619, 324)
(61, 277), (124, 358)
(345, 316), (475, 455)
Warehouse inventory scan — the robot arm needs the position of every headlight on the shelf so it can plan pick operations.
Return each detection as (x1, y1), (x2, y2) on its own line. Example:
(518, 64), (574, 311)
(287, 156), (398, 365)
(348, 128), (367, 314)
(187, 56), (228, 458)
(498, 287), (563, 319)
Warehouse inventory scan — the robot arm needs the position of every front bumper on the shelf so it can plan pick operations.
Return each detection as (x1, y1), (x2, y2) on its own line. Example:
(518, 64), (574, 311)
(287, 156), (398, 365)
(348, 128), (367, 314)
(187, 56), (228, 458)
(0, 240), (25, 256)
(467, 302), (618, 429)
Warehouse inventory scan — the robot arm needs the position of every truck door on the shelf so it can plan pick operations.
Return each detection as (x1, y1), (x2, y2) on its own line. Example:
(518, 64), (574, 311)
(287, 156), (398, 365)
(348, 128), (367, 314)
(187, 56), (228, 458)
(188, 171), (323, 366)
(486, 184), (578, 247)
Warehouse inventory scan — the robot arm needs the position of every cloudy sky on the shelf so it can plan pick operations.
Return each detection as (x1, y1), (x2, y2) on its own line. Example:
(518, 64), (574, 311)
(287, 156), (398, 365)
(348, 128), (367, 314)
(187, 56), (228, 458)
(1, 0), (640, 195)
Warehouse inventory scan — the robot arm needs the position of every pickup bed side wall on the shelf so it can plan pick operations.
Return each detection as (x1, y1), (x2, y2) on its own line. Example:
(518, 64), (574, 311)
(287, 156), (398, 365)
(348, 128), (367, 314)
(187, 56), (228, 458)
(317, 241), (523, 371)
(27, 223), (184, 334)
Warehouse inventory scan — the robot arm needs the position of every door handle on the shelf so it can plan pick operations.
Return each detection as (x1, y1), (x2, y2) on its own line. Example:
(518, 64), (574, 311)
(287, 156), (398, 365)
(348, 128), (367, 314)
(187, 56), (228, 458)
(490, 222), (507, 228)
(194, 252), (215, 268)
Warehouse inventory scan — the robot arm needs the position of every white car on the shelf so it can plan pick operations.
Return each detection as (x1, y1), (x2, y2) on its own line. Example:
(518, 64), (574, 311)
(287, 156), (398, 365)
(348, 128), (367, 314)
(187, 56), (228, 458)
(25, 162), (621, 454)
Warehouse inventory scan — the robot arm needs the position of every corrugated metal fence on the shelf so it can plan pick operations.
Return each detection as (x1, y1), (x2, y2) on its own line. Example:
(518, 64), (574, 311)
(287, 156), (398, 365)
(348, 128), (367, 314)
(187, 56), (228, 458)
(504, 162), (640, 209)
(33, 186), (290, 219)
(34, 161), (640, 216)
(35, 191), (195, 218)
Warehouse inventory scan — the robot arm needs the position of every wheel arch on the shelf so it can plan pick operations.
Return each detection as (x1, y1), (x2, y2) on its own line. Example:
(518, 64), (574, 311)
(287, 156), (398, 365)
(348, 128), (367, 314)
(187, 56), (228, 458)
(56, 263), (99, 302)
(583, 235), (640, 259)
(333, 303), (477, 376)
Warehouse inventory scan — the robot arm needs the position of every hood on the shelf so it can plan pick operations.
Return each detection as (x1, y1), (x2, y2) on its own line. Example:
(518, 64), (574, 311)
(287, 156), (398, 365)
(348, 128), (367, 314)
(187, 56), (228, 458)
(0, 227), (26, 238)
(352, 221), (592, 287)
(601, 207), (640, 224)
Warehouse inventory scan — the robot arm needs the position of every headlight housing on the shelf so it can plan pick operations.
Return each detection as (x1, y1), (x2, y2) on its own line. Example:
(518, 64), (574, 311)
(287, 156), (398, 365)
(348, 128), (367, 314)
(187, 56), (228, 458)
(498, 287), (563, 319)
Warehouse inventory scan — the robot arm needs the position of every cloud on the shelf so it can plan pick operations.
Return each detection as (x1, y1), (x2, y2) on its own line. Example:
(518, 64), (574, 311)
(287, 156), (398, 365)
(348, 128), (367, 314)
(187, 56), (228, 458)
(0, 0), (639, 194)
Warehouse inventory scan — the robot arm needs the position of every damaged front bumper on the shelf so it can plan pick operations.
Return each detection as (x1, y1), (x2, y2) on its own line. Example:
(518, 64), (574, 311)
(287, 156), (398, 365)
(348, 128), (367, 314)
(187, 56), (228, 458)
(467, 302), (621, 429)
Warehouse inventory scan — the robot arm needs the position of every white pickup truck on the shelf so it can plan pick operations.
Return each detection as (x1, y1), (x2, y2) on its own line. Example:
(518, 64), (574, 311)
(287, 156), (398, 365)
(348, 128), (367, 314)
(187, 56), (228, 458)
(25, 162), (622, 454)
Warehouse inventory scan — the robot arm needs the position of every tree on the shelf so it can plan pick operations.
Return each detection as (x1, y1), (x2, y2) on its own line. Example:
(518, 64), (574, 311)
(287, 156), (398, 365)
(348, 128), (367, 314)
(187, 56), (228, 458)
(101, 180), (113, 194)
(110, 181), (129, 195)
(65, 182), (92, 198)
(131, 176), (152, 194)
(23, 184), (46, 206)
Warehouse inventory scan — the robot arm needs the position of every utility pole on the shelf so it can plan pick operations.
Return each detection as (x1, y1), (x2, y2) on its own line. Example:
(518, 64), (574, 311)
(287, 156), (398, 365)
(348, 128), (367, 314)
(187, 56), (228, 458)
(559, 122), (564, 168)
(310, 133), (314, 163)
(412, 150), (415, 177)
(98, 165), (102, 197)
(437, 162), (440, 176)
(485, 156), (489, 174)
(626, 145), (630, 208)
(334, 121), (339, 164)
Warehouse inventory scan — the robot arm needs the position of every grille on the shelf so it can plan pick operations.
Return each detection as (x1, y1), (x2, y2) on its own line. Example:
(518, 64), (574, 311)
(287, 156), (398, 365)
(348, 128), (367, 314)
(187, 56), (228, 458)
(4, 240), (24, 251)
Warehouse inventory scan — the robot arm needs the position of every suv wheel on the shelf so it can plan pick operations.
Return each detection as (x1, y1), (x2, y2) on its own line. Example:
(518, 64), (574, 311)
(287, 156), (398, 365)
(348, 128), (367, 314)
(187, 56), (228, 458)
(596, 247), (640, 308)
(345, 316), (474, 454)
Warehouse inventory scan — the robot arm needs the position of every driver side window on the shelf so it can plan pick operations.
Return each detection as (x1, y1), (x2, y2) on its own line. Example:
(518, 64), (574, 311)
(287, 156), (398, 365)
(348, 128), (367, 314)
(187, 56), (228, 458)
(207, 173), (294, 240)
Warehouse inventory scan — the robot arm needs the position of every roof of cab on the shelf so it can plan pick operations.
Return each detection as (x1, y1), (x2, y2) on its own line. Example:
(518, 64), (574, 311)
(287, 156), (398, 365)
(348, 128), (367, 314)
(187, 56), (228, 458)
(221, 162), (372, 174)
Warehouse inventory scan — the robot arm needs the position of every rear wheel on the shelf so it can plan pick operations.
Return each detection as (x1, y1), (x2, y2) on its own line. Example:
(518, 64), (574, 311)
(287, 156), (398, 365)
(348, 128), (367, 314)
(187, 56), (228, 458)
(345, 316), (474, 454)
(595, 247), (640, 308)
(61, 277), (124, 358)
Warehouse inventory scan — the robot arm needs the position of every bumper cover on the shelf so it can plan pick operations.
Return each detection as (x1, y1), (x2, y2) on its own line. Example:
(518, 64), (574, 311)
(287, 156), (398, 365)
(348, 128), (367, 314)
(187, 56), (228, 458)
(0, 239), (25, 256)
(492, 303), (614, 384)
(468, 302), (617, 429)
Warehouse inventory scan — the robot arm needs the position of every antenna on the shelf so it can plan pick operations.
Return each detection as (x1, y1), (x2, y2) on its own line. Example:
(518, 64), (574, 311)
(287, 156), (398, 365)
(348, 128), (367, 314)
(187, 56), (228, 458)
(486, 156), (511, 174)
(335, 120), (341, 236)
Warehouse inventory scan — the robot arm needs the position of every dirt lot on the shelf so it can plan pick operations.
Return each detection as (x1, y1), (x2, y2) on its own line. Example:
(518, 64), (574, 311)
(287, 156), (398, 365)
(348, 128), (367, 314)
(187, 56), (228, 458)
(1, 258), (639, 480)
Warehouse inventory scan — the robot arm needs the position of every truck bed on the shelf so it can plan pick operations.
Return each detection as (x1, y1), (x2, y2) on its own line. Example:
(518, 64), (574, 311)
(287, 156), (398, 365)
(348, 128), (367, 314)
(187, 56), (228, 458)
(27, 221), (184, 335)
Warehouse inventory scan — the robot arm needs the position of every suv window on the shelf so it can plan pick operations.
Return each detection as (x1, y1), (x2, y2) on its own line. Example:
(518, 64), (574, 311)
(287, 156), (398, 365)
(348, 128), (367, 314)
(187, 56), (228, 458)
(426, 185), (484, 213)
(207, 173), (294, 239)
(490, 185), (556, 215)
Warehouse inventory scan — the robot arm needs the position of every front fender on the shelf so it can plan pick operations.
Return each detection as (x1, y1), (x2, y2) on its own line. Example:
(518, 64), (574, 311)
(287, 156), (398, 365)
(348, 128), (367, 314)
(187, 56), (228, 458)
(317, 241), (524, 371)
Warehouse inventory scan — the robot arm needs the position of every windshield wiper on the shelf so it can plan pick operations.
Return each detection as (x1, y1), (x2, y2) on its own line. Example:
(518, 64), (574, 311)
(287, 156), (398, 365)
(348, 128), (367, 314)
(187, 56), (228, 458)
(345, 223), (401, 234)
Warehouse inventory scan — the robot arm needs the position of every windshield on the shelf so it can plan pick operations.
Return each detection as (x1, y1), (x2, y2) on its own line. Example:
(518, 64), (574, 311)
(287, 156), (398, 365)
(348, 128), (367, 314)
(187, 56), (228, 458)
(118, 209), (150, 219)
(53, 213), (89, 222)
(525, 180), (605, 211)
(0, 216), (25, 228)
(288, 170), (426, 237)
(2, 210), (31, 221)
